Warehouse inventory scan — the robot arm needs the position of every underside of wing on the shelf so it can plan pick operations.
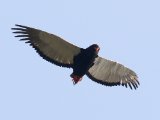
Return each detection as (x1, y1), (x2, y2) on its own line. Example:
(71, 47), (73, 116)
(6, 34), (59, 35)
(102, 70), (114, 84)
(86, 57), (139, 89)
(12, 24), (81, 68)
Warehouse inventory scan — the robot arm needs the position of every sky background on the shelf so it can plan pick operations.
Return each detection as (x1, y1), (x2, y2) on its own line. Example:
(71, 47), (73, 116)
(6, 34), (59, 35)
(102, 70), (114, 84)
(1, 0), (160, 120)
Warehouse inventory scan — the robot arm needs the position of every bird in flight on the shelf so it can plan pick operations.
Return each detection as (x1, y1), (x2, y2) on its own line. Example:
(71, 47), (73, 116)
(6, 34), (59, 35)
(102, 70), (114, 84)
(12, 24), (139, 90)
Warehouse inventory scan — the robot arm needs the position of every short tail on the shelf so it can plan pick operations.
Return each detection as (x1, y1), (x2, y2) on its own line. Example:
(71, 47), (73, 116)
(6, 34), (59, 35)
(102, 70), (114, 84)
(70, 74), (82, 84)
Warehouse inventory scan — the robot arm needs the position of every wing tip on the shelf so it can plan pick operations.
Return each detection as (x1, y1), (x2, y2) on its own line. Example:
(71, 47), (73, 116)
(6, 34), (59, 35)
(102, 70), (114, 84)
(11, 24), (29, 31)
(15, 24), (28, 28)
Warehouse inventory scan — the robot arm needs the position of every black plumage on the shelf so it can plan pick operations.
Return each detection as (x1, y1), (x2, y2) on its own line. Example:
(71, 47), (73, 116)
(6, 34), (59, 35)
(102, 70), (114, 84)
(12, 24), (139, 89)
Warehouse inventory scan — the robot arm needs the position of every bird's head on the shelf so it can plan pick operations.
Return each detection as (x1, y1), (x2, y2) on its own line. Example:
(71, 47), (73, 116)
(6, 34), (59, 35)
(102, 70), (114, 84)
(87, 44), (100, 53)
(92, 44), (100, 52)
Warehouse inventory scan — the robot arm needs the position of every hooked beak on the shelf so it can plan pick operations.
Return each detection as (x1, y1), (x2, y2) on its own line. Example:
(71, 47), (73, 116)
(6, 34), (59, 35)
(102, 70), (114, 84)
(95, 47), (100, 52)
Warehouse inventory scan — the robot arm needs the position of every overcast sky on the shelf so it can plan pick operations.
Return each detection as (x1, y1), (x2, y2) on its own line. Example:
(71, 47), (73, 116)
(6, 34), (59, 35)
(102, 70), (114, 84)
(1, 0), (160, 120)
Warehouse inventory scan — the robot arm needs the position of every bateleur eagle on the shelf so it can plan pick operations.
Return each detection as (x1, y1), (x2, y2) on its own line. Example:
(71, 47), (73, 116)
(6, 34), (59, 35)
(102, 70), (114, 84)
(12, 24), (139, 90)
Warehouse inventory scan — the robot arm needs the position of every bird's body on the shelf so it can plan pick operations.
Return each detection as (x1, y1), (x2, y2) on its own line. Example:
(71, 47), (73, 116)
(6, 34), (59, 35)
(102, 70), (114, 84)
(12, 24), (139, 90)
(71, 44), (99, 84)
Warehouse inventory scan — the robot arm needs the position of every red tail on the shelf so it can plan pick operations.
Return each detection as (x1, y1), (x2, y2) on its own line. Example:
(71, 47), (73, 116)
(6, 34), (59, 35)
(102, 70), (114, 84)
(70, 74), (82, 84)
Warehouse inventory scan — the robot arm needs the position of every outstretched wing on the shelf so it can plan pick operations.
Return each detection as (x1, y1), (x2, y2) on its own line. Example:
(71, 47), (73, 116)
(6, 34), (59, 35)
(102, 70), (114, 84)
(86, 57), (139, 89)
(12, 24), (81, 68)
